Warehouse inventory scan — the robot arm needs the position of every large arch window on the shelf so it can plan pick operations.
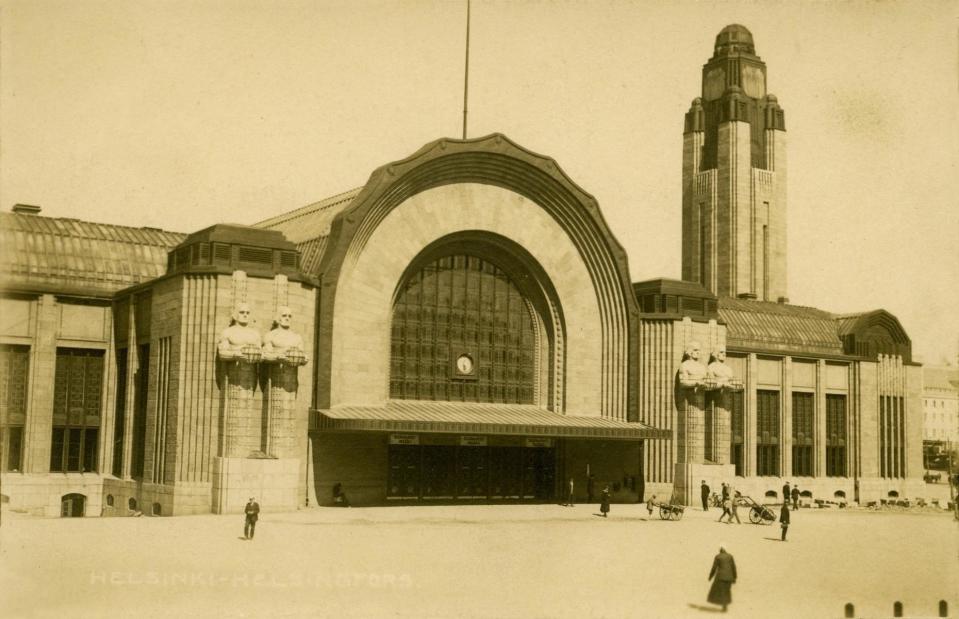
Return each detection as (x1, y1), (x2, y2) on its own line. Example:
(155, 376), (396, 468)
(390, 246), (558, 405)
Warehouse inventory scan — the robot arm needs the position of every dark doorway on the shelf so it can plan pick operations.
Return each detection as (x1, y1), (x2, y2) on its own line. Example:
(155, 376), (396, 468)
(387, 443), (555, 502)
(422, 446), (456, 499)
(60, 493), (86, 517)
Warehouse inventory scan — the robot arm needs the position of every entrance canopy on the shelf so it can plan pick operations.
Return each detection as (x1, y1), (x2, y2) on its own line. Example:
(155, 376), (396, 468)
(311, 400), (668, 441)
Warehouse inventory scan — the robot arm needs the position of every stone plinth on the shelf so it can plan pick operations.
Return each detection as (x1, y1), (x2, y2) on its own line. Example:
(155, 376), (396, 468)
(676, 389), (705, 464)
(265, 363), (300, 459)
(212, 456), (300, 514)
(706, 390), (732, 465)
(222, 360), (261, 457)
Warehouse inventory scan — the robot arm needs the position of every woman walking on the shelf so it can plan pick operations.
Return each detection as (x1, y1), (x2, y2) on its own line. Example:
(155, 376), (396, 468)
(600, 485), (610, 518)
(707, 544), (737, 612)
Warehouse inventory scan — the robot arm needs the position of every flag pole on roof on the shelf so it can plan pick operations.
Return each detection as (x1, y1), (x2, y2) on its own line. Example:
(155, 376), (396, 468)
(462, 0), (471, 139)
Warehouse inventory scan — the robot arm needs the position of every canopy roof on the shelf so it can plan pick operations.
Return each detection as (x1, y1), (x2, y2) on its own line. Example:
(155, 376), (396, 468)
(312, 400), (668, 440)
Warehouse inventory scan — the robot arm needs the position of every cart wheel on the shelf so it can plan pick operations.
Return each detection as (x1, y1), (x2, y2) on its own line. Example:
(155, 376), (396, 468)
(748, 506), (762, 524)
(675, 509), (685, 521)
(761, 509), (775, 524)
(659, 506), (670, 520)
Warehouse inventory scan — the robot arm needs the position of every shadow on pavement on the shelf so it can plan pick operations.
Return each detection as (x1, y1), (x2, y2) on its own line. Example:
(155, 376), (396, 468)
(687, 603), (723, 612)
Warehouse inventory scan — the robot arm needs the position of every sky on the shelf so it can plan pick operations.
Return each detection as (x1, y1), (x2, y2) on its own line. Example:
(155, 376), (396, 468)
(1, 0), (957, 365)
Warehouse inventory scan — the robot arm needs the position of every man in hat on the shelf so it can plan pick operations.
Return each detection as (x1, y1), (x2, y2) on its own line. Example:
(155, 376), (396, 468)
(244, 497), (260, 540)
(701, 480), (711, 511)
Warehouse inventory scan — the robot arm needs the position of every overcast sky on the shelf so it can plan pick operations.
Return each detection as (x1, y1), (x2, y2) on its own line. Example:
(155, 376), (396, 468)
(1, 0), (957, 365)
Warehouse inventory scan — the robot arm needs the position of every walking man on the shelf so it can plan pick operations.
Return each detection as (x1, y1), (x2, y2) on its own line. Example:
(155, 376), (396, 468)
(244, 497), (260, 540)
(729, 490), (742, 524)
(701, 480), (711, 511)
(600, 485), (611, 518)
(780, 502), (790, 541)
(707, 544), (737, 612)
(791, 484), (800, 510)
(566, 477), (575, 507)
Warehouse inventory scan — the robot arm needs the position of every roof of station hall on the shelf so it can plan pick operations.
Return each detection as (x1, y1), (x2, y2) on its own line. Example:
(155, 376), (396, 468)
(0, 211), (186, 297)
(717, 297), (846, 355)
(253, 187), (362, 274)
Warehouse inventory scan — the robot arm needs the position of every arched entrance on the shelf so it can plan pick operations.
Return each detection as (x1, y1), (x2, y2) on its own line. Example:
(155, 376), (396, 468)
(385, 233), (562, 501)
(60, 493), (86, 517)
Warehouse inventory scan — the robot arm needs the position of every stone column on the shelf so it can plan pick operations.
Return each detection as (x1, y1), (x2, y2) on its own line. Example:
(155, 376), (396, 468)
(266, 363), (299, 459)
(677, 389), (705, 464)
(222, 359), (260, 457)
(712, 391), (732, 465)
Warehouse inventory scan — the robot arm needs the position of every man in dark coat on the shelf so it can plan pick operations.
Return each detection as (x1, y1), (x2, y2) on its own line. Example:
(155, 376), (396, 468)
(586, 474), (595, 503)
(791, 485), (800, 510)
(244, 497), (260, 540)
(780, 502), (790, 541)
(701, 480), (710, 511)
(782, 481), (791, 505)
(707, 544), (737, 612)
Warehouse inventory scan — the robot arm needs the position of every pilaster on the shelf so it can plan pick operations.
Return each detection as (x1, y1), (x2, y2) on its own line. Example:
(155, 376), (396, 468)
(782, 356), (792, 477)
(745, 353), (758, 476)
(24, 294), (57, 473)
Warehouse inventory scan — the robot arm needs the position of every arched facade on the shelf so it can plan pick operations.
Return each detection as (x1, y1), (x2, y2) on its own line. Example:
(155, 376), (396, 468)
(314, 134), (639, 421)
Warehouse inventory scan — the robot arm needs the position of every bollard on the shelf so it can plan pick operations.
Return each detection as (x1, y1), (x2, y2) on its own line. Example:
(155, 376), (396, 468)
(939, 599), (948, 617)
(843, 602), (855, 618)
(893, 601), (903, 617)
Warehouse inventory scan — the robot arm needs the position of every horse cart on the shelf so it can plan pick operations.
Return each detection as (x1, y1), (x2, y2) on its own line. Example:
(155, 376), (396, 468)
(739, 495), (776, 525)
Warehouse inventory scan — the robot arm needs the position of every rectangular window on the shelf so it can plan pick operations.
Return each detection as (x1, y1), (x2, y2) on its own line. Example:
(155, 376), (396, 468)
(50, 348), (104, 473)
(131, 344), (150, 479)
(791, 392), (814, 476)
(0, 344), (30, 472)
(112, 348), (128, 477)
(729, 390), (744, 476)
(756, 390), (780, 476)
(826, 394), (846, 477)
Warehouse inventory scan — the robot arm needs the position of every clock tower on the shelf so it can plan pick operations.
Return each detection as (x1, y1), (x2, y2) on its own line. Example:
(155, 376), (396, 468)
(682, 24), (787, 302)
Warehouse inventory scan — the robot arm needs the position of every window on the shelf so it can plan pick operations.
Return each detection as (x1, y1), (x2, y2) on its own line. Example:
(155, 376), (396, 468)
(880, 395), (905, 478)
(826, 394), (847, 477)
(128, 497), (137, 511)
(50, 348), (103, 473)
(112, 348), (128, 477)
(0, 344), (30, 472)
(131, 344), (150, 479)
(756, 390), (780, 476)
(390, 255), (536, 404)
(791, 392), (814, 476)
(106, 494), (114, 507)
(729, 390), (745, 476)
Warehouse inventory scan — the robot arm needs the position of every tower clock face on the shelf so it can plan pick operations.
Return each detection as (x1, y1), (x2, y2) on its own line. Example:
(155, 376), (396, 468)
(455, 354), (474, 375)
(742, 65), (765, 98)
(704, 68), (725, 101)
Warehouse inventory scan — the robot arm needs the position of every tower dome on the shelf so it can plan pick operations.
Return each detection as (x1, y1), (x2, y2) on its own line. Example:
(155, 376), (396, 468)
(714, 24), (755, 55)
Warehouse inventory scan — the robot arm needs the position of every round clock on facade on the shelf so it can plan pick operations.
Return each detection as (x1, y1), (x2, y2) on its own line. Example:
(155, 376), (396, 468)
(455, 353), (474, 375)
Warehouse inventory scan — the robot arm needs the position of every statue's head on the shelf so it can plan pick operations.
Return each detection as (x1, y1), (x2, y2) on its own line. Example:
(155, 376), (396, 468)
(276, 306), (293, 328)
(685, 341), (702, 361)
(233, 303), (252, 326)
(711, 348), (726, 363)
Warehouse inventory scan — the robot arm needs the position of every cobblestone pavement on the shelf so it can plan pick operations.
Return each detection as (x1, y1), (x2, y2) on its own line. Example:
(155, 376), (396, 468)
(1, 503), (956, 618)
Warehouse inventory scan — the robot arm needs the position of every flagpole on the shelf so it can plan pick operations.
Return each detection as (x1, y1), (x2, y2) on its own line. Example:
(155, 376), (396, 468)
(462, 0), (471, 139)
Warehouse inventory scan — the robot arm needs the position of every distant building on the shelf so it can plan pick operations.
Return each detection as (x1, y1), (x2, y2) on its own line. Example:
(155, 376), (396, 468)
(922, 366), (959, 445)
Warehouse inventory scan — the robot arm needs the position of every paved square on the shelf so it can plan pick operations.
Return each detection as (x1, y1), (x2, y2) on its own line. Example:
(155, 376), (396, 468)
(1, 504), (956, 618)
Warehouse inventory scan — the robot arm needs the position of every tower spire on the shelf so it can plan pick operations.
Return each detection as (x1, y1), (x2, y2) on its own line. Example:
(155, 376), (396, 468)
(681, 25), (788, 302)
